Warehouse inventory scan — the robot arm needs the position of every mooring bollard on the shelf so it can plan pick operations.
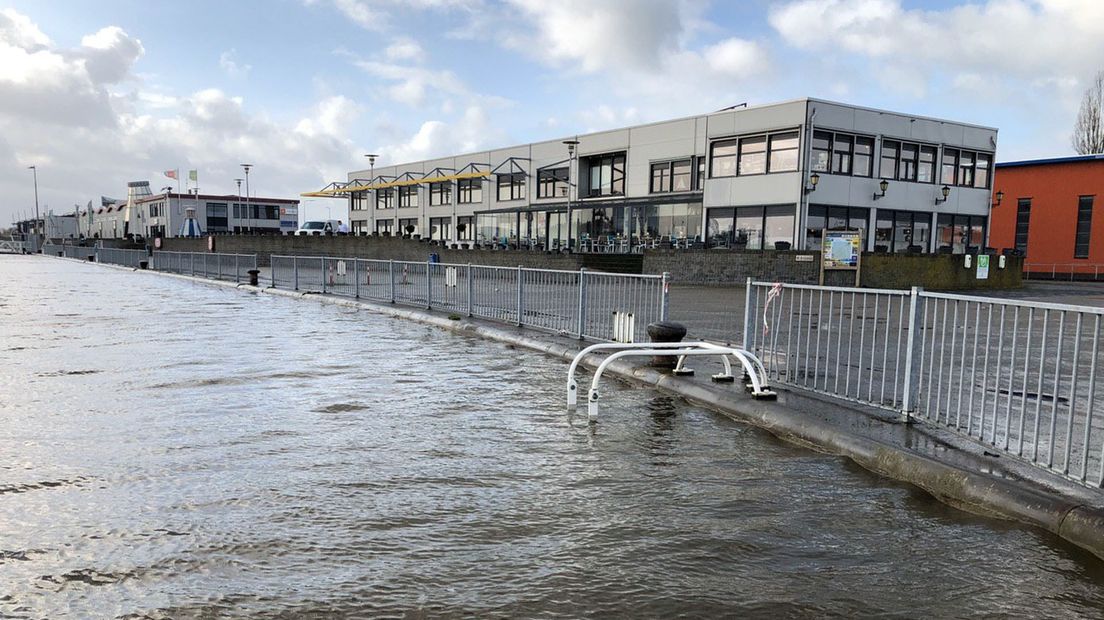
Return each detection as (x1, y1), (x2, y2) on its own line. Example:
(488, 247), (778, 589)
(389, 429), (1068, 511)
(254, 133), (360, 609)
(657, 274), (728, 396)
(248, 269), (260, 286)
(646, 321), (688, 368)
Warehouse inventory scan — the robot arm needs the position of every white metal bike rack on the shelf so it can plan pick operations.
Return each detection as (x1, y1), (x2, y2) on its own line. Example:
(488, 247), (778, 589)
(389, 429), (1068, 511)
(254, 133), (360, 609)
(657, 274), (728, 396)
(567, 341), (776, 420)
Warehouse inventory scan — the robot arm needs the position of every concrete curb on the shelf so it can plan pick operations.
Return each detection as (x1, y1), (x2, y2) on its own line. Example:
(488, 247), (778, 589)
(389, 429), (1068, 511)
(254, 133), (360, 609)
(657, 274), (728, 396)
(82, 260), (1104, 561)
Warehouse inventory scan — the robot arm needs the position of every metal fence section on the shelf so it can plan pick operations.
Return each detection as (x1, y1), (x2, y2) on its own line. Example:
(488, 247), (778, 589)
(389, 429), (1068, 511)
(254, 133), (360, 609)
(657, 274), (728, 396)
(915, 293), (1104, 486)
(1024, 263), (1104, 281)
(744, 281), (913, 410)
(151, 251), (257, 282)
(742, 278), (1104, 487)
(268, 255), (668, 342)
(96, 248), (147, 268)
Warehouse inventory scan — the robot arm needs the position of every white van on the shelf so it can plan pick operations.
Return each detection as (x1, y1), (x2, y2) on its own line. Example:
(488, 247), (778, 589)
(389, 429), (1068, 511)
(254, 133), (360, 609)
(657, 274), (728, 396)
(297, 220), (340, 235)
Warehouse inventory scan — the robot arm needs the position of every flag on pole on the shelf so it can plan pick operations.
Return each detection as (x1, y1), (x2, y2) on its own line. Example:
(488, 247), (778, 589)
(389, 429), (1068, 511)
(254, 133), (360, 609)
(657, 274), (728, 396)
(188, 169), (198, 182)
(164, 169), (178, 180)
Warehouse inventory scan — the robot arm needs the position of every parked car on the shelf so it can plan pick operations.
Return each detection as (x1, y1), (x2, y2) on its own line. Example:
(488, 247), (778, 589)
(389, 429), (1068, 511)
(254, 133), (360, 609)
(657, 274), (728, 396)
(297, 220), (339, 235)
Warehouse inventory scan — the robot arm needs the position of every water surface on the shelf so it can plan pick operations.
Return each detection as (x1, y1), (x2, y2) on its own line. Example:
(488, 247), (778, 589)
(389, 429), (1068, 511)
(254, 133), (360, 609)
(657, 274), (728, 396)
(1, 256), (1102, 618)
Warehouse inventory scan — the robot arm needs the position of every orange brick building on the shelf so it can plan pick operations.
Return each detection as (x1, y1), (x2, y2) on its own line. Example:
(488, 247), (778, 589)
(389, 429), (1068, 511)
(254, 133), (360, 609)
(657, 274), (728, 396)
(991, 155), (1104, 277)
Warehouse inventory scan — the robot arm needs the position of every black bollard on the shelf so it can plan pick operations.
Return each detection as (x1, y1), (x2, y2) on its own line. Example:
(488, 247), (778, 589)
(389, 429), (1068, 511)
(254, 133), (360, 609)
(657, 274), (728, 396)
(248, 269), (260, 286)
(646, 321), (687, 368)
(139, 260), (148, 270)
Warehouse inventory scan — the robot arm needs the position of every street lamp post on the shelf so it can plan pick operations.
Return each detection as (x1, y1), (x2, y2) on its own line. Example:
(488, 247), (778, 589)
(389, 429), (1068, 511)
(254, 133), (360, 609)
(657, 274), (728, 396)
(562, 140), (579, 252)
(365, 154), (377, 233)
(28, 165), (40, 250)
(240, 164), (252, 233)
(234, 178), (244, 234)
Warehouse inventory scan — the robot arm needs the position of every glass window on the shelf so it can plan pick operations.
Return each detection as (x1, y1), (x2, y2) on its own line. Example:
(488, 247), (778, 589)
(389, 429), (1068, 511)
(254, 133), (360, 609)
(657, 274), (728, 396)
(429, 182), (451, 206)
(374, 219), (394, 234)
(880, 140), (899, 180)
(812, 131), (831, 172)
(695, 157), (706, 190)
(893, 211), (913, 253)
(671, 159), (693, 191)
(457, 178), (482, 204)
(1015, 198), (1030, 253)
(650, 162), (671, 193)
(764, 205), (794, 248)
(707, 207), (735, 247)
(711, 139), (738, 177)
(376, 188), (394, 209)
(958, 151), (975, 188)
(537, 167), (568, 199)
(398, 185), (418, 208)
(805, 205), (826, 251)
(735, 206), (764, 249)
(975, 153), (991, 189)
(585, 153), (625, 197)
(832, 134), (853, 175)
(942, 149), (958, 185)
(738, 136), (767, 175)
(874, 211), (894, 252)
(497, 173), (526, 201)
(1076, 196), (1094, 259)
(456, 215), (474, 240)
(853, 137), (874, 177)
(899, 143), (918, 182)
(399, 217), (419, 236)
(768, 132), (799, 172)
(429, 216), (451, 241)
(918, 146), (937, 183)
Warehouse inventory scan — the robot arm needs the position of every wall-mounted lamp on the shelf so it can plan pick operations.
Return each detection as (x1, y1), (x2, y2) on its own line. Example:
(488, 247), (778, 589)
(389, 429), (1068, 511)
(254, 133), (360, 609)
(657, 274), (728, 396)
(873, 178), (889, 201)
(992, 190), (1004, 208)
(804, 171), (820, 194)
(934, 184), (951, 205)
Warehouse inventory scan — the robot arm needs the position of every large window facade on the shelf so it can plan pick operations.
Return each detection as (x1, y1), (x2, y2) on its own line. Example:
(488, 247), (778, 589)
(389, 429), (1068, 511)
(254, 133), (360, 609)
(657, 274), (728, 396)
(707, 205), (795, 249)
(936, 214), (986, 254)
(458, 178), (482, 204)
(941, 148), (993, 189)
(812, 131), (874, 177)
(398, 185), (418, 208)
(1075, 196), (1094, 259)
(496, 173), (526, 201)
(537, 168), (568, 198)
(874, 209), (931, 253)
(710, 130), (798, 178)
(584, 153), (626, 197)
(573, 203), (702, 242)
(805, 205), (869, 251)
(476, 212), (518, 245)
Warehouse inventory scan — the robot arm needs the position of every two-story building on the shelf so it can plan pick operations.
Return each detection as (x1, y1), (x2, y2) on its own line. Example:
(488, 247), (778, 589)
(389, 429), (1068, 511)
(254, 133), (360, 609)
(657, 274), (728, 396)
(312, 98), (997, 253)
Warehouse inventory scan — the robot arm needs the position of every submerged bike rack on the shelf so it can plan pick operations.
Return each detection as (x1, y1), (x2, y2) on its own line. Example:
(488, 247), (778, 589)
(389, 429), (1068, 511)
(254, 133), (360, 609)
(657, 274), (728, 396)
(567, 342), (776, 420)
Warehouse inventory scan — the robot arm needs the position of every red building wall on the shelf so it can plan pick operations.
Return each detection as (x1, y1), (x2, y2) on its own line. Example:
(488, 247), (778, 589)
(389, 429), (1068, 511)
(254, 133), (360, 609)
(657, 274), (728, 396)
(991, 158), (1104, 269)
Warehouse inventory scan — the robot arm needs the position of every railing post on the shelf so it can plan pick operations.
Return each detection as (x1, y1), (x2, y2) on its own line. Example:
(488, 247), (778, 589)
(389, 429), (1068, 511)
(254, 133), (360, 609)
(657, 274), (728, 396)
(389, 259), (396, 303)
(217, 254), (223, 280)
(293, 256), (299, 291)
(426, 261), (432, 309)
(516, 265), (524, 326)
(190, 252), (195, 276)
(576, 267), (587, 339)
(467, 263), (474, 317)
(322, 258), (327, 294)
(742, 277), (753, 349)
(660, 271), (671, 321)
(901, 286), (924, 423)
(235, 255), (239, 283)
(354, 259), (360, 298)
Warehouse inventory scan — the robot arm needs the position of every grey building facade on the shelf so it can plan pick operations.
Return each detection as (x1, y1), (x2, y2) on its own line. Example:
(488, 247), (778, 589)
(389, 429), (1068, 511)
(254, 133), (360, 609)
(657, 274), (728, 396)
(331, 98), (997, 253)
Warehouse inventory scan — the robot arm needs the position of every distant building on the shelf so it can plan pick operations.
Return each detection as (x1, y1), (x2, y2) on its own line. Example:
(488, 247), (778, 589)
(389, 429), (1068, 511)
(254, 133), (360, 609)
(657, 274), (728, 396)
(77, 186), (301, 239)
(312, 97), (998, 253)
(990, 155), (1104, 272)
(44, 213), (79, 240)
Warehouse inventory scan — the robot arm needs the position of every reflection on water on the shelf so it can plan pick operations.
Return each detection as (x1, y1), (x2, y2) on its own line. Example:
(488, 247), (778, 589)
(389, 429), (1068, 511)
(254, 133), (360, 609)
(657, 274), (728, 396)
(1, 256), (1102, 618)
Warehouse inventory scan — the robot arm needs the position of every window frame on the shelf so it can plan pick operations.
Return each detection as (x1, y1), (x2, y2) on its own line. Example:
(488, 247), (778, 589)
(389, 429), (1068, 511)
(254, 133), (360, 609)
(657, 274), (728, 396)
(536, 167), (569, 199)
(398, 185), (419, 208)
(649, 158), (695, 194)
(457, 178), (482, 204)
(583, 152), (626, 198)
(496, 172), (527, 202)
(429, 182), (451, 206)
(1075, 195), (1094, 259)
(1014, 198), (1031, 253)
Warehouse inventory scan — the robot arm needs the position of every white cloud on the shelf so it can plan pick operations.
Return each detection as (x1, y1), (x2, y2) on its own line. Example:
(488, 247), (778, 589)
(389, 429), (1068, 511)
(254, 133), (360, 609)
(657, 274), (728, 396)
(0, 9), (364, 223)
(384, 37), (425, 62)
(320, 0), (482, 32)
(218, 48), (252, 77)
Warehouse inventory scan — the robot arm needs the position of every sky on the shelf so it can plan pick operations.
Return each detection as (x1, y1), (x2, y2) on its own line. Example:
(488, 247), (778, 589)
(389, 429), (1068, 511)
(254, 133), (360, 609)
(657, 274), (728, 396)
(1, 0), (1102, 224)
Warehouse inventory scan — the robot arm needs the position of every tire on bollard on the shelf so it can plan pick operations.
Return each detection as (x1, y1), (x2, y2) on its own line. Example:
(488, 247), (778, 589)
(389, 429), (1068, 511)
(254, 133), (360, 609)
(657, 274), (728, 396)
(646, 321), (687, 368)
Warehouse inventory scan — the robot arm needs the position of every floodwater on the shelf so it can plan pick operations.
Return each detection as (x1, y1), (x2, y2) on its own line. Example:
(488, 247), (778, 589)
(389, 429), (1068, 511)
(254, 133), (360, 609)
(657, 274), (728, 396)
(1, 255), (1102, 619)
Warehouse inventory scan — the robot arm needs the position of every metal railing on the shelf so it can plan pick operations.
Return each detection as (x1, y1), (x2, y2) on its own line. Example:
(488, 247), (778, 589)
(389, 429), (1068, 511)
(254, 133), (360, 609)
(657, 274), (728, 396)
(151, 251), (257, 283)
(743, 279), (1104, 487)
(269, 255), (669, 343)
(95, 247), (147, 267)
(1024, 263), (1104, 281)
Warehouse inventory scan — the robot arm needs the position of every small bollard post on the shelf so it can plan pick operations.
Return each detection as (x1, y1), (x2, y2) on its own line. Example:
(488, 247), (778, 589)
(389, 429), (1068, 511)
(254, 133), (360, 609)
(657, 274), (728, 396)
(248, 269), (260, 286)
(646, 321), (688, 369)
(139, 260), (148, 270)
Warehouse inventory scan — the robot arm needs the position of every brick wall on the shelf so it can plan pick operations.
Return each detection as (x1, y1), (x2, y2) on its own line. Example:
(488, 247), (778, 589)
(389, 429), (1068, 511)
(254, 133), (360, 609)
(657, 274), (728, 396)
(642, 249), (821, 284)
